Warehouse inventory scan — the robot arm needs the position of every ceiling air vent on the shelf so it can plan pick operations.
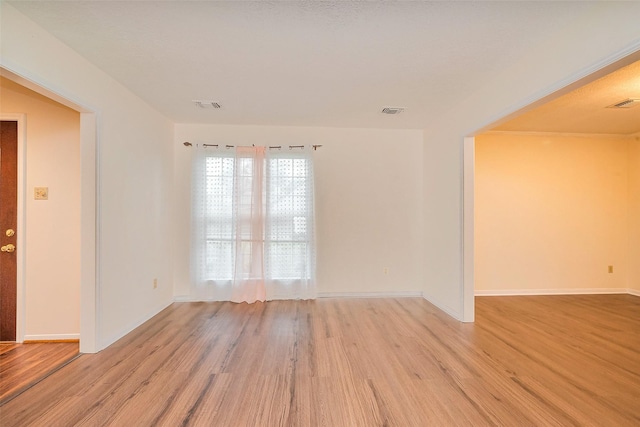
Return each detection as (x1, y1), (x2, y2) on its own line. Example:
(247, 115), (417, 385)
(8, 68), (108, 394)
(381, 107), (405, 115)
(607, 98), (640, 109)
(193, 100), (221, 109)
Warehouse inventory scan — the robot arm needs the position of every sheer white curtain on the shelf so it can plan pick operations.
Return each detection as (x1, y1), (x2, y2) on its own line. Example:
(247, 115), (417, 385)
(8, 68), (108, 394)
(191, 145), (316, 302)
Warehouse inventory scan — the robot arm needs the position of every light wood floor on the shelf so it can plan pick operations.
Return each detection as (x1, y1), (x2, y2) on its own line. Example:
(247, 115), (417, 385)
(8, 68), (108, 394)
(0, 295), (638, 426)
(0, 342), (79, 404)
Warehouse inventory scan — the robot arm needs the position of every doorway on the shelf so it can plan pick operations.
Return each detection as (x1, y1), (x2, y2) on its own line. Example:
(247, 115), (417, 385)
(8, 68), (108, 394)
(0, 78), (82, 345)
(464, 53), (640, 314)
(0, 68), (97, 353)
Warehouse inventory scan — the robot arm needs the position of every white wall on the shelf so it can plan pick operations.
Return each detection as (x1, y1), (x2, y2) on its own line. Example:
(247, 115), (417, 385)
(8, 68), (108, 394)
(1, 4), (174, 351)
(475, 133), (631, 294)
(174, 124), (424, 298)
(629, 138), (640, 293)
(424, 4), (640, 319)
(0, 77), (80, 339)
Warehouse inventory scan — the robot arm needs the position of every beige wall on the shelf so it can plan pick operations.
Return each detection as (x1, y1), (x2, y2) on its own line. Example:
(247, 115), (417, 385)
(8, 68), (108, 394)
(173, 124), (424, 298)
(0, 77), (81, 338)
(629, 138), (640, 293)
(475, 133), (632, 294)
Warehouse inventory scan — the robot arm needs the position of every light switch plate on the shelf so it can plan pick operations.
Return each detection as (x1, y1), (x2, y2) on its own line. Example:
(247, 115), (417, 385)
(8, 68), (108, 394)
(34, 187), (48, 200)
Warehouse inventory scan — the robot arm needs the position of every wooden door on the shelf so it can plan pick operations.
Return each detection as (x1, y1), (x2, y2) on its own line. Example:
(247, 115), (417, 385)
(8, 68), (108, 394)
(0, 120), (18, 341)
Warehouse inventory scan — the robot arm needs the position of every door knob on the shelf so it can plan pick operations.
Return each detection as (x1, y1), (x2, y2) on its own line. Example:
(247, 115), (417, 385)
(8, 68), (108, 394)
(1, 244), (15, 253)
(6, 229), (15, 237)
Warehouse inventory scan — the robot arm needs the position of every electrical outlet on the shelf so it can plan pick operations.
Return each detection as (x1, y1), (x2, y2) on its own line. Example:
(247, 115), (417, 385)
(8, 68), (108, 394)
(153, 278), (158, 288)
(608, 266), (613, 274)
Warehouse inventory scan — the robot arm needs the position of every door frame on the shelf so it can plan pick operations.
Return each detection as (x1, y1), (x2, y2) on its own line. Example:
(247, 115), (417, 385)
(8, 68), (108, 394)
(1, 67), (99, 353)
(462, 45), (640, 319)
(0, 114), (26, 342)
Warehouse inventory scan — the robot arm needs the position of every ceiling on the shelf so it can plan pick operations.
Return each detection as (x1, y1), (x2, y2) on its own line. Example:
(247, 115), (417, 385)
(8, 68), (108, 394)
(495, 59), (640, 135)
(6, 1), (640, 133)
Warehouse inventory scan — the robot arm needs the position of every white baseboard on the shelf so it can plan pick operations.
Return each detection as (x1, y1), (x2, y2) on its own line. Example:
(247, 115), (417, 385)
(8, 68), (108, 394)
(475, 288), (630, 296)
(317, 291), (423, 299)
(100, 299), (173, 350)
(174, 288), (640, 306)
(175, 292), (423, 302)
(23, 333), (80, 341)
(422, 293), (462, 320)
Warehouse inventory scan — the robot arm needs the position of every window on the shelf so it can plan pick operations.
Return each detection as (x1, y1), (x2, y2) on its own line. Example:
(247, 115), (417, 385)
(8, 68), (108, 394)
(265, 157), (313, 281)
(191, 146), (315, 302)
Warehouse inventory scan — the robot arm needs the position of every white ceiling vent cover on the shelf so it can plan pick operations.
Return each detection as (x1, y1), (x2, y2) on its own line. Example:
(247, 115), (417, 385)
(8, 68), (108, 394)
(381, 107), (405, 115)
(607, 98), (640, 109)
(194, 100), (221, 109)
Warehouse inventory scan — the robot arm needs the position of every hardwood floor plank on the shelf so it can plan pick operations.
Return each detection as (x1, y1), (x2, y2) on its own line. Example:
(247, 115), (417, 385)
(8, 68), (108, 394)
(0, 342), (79, 403)
(1, 295), (639, 426)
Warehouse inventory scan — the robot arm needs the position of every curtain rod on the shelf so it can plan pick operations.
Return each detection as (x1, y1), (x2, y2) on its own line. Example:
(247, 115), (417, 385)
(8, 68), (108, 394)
(183, 142), (322, 150)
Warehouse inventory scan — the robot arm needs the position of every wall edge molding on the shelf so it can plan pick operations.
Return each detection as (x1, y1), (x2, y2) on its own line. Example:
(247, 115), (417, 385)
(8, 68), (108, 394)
(422, 293), (463, 321)
(175, 292), (424, 302)
(628, 288), (640, 297)
(475, 288), (630, 296)
(482, 130), (636, 139)
(100, 300), (173, 350)
(318, 291), (423, 299)
(23, 334), (80, 341)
